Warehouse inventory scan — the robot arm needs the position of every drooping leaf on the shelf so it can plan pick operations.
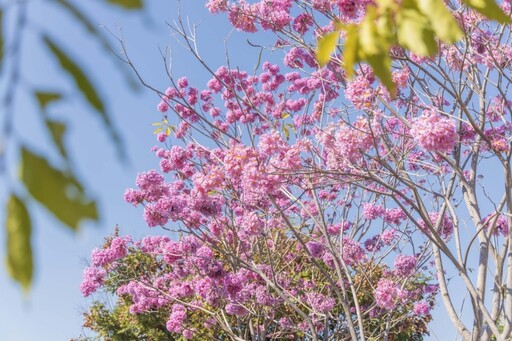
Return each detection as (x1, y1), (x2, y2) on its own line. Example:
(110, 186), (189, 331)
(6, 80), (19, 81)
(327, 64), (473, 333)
(54, 0), (140, 91)
(316, 31), (340, 67)
(417, 0), (463, 43)
(43, 36), (105, 114)
(282, 124), (290, 140)
(35, 91), (62, 111)
(5, 195), (33, 291)
(359, 6), (396, 94)
(343, 25), (360, 79)
(463, 0), (511, 23)
(397, 0), (438, 56)
(20, 147), (98, 230)
(105, 0), (143, 10)
(43, 35), (126, 161)
(46, 120), (68, 159)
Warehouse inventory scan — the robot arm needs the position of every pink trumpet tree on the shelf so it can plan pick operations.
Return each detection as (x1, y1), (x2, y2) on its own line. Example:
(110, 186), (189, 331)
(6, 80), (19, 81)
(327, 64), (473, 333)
(79, 1), (512, 340)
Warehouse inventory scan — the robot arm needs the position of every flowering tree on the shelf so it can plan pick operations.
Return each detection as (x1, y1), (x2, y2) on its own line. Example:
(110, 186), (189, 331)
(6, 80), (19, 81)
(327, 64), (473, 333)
(79, 1), (512, 340)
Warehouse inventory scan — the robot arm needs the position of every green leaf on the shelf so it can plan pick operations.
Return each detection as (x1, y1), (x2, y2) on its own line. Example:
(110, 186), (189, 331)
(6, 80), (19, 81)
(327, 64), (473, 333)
(417, 0), (463, 43)
(35, 91), (62, 111)
(316, 31), (339, 67)
(20, 147), (98, 230)
(105, 0), (143, 9)
(55, 0), (141, 91)
(5, 195), (33, 291)
(343, 25), (360, 79)
(463, 0), (510, 23)
(359, 7), (396, 94)
(282, 124), (290, 140)
(46, 120), (68, 159)
(397, 0), (438, 56)
(43, 35), (125, 161)
(43, 36), (105, 115)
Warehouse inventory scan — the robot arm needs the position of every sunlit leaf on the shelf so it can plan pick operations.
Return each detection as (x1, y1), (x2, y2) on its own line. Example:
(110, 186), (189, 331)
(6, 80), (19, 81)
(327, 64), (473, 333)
(417, 0), (463, 43)
(20, 147), (98, 230)
(43, 35), (125, 160)
(343, 25), (360, 79)
(397, 4), (437, 56)
(375, 11), (394, 44)
(35, 91), (62, 110)
(5, 195), (33, 291)
(105, 0), (143, 9)
(46, 120), (68, 159)
(165, 127), (171, 136)
(282, 124), (290, 140)
(316, 31), (339, 67)
(463, 0), (511, 23)
(359, 7), (381, 56)
(359, 7), (396, 94)
(153, 127), (163, 134)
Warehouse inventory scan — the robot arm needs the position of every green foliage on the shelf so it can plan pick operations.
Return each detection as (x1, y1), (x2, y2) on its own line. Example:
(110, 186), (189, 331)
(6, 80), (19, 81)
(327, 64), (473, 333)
(43, 35), (124, 159)
(77, 302), (174, 341)
(105, 0), (144, 10)
(316, 30), (340, 67)
(397, 0), (438, 57)
(35, 91), (62, 110)
(315, 0), (507, 92)
(1, 0), (144, 290)
(5, 195), (33, 291)
(20, 147), (98, 231)
(463, 0), (510, 22)
(45, 120), (68, 159)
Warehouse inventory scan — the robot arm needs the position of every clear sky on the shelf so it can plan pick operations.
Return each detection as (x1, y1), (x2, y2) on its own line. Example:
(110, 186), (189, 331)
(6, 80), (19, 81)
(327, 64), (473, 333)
(0, 1), (459, 340)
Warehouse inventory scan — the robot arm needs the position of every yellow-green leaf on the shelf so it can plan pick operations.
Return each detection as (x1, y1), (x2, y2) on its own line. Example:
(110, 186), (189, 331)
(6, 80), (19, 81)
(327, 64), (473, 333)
(153, 127), (163, 134)
(375, 11), (395, 44)
(463, 0), (511, 23)
(105, 0), (143, 9)
(55, 0), (141, 91)
(359, 7), (381, 57)
(316, 31), (340, 67)
(46, 120), (68, 159)
(35, 91), (62, 111)
(282, 124), (290, 140)
(359, 7), (396, 94)
(6, 195), (33, 291)
(43, 35), (125, 161)
(417, 0), (463, 43)
(343, 25), (360, 79)
(20, 147), (98, 230)
(367, 53), (395, 95)
(397, 0), (438, 56)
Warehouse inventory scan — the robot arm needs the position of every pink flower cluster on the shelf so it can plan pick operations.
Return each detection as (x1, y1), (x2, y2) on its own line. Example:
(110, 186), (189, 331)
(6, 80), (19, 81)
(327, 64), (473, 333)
(410, 112), (457, 153)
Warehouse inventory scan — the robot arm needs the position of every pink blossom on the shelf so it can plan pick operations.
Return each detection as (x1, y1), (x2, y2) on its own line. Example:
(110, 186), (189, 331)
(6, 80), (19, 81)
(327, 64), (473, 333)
(410, 112), (457, 153)
(80, 266), (106, 297)
(374, 279), (400, 310)
(413, 301), (430, 316)
(394, 255), (417, 277)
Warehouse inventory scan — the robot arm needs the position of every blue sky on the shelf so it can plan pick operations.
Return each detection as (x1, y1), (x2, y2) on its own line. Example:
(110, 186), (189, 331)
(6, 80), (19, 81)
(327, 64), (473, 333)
(0, 1), (461, 340)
